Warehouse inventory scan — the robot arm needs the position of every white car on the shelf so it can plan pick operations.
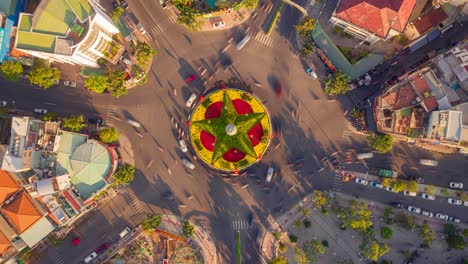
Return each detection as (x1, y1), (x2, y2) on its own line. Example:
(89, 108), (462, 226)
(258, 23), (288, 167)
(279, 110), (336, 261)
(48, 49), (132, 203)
(357, 152), (373, 159)
(407, 206), (421, 214)
(127, 119), (141, 128)
(213, 21), (225, 29)
(33, 108), (48, 114)
(435, 213), (449, 220)
(384, 186), (399, 193)
(421, 193), (435, 200)
(0, 101), (7, 106)
(448, 197), (462, 205)
(369, 182), (383, 188)
(449, 182), (463, 189)
(178, 139), (188, 152)
(355, 178), (368, 185)
(84, 252), (98, 263)
(266, 167), (274, 182)
(64, 81), (77, 87)
(464, 200), (468, 207)
(419, 159), (438, 166)
(448, 216), (461, 223)
(403, 190), (417, 197)
(182, 158), (195, 170)
(186, 93), (197, 107)
(421, 210), (433, 218)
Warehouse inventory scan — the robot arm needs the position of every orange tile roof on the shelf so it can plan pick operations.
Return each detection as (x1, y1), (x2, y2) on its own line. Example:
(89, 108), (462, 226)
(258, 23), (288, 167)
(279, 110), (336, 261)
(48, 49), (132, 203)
(335, 0), (418, 38)
(0, 170), (20, 204)
(412, 76), (438, 111)
(0, 230), (12, 255)
(3, 192), (42, 233)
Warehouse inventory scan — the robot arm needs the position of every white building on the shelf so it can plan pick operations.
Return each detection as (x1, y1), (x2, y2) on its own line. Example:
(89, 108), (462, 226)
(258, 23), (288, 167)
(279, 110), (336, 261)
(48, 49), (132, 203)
(14, 0), (123, 68)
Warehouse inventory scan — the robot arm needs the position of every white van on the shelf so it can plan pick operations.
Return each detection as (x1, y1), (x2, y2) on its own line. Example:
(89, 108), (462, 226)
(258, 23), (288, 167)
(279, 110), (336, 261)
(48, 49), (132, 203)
(266, 167), (274, 182)
(119, 227), (131, 238)
(236, 35), (251, 50)
(357, 153), (374, 159)
(127, 119), (141, 128)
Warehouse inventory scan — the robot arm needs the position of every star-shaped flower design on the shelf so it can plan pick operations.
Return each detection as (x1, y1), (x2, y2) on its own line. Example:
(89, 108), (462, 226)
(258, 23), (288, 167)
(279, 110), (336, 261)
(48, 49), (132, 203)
(192, 91), (265, 164)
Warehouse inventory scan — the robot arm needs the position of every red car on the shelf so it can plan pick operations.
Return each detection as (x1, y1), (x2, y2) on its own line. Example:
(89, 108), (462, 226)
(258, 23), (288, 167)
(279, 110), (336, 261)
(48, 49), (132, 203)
(276, 81), (282, 98)
(95, 243), (109, 254)
(184, 74), (196, 84)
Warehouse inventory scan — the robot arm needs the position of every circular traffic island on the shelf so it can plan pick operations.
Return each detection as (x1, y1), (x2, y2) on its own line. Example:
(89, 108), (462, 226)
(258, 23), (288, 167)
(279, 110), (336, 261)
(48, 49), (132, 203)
(189, 88), (271, 172)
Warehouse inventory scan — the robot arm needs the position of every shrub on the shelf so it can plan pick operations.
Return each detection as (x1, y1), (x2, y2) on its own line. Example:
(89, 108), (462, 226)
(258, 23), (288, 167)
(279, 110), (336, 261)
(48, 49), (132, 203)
(304, 220), (312, 228)
(321, 240), (328, 247)
(98, 127), (119, 143)
(267, 1), (284, 35)
(278, 242), (287, 253)
(380, 227), (393, 239)
(289, 234), (298, 243)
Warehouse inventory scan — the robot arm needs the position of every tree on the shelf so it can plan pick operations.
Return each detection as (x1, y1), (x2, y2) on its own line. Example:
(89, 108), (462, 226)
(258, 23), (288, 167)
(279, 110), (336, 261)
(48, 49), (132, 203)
(300, 42), (314, 57)
(298, 207), (311, 217)
(368, 133), (393, 153)
(113, 164), (136, 185)
(380, 227), (393, 239)
(141, 214), (162, 234)
(447, 235), (466, 250)
(0, 61), (23, 80)
(242, 0), (259, 9)
(111, 6), (124, 21)
(28, 61), (60, 89)
(278, 242), (287, 253)
(311, 190), (328, 209)
(341, 200), (373, 232)
(106, 70), (128, 98)
(407, 180), (417, 192)
(289, 234), (298, 243)
(459, 191), (468, 201)
(394, 213), (415, 230)
(98, 127), (119, 143)
(419, 224), (434, 247)
(62, 115), (85, 132)
(42, 112), (58, 122)
(295, 18), (316, 37)
(176, 6), (203, 31)
(270, 257), (288, 264)
(360, 241), (390, 262)
(303, 240), (326, 262)
(391, 180), (408, 192)
(85, 75), (108, 93)
(382, 178), (392, 187)
(426, 185), (436, 195)
(133, 41), (156, 65)
(324, 71), (350, 95)
(294, 247), (308, 264)
(182, 220), (195, 237)
(303, 220), (312, 228)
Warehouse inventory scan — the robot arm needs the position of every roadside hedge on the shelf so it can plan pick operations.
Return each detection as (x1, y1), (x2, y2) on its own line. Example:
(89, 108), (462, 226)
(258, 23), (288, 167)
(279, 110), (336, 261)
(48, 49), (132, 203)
(267, 1), (284, 35)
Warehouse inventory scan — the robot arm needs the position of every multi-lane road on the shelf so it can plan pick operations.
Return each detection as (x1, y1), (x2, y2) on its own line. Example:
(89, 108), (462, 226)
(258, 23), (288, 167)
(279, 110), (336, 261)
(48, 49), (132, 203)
(1, 0), (465, 263)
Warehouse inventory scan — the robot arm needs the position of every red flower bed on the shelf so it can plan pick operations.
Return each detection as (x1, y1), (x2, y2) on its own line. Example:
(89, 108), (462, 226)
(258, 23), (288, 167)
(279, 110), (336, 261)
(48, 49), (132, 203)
(200, 99), (264, 162)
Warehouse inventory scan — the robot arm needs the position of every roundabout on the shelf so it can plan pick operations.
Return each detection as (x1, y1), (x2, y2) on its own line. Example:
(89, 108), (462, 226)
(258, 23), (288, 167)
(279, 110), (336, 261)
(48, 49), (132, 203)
(189, 88), (271, 172)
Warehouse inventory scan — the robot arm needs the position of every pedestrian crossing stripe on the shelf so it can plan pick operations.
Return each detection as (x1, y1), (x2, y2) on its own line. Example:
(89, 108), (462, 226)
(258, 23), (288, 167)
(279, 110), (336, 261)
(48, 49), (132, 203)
(232, 220), (254, 230)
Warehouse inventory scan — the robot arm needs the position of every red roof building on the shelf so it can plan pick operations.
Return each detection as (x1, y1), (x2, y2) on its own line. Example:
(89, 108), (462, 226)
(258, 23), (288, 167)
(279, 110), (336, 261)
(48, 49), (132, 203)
(330, 0), (419, 43)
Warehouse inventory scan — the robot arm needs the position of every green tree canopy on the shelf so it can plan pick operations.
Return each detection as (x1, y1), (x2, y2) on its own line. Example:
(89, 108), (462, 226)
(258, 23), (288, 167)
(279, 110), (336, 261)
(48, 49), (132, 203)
(339, 200), (373, 232)
(113, 164), (136, 185)
(0, 61), (23, 80)
(177, 6), (203, 31)
(360, 241), (390, 262)
(295, 18), (316, 37)
(42, 112), (58, 122)
(303, 240), (326, 262)
(28, 61), (60, 89)
(85, 75), (108, 93)
(141, 214), (162, 234)
(368, 133), (393, 153)
(419, 224), (435, 247)
(324, 71), (350, 95)
(380, 227), (393, 239)
(133, 41), (156, 65)
(270, 256), (288, 264)
(111, 6), (124, 21)
(407, 180), (417, 192)
(62, 115), (85, 132)
(107, 70), (128, 98)
(182, 220), (195, 237)
(294, 247), (308, 264)
(242, 0), (259, 9)
(98, 127), (119, 143)
(447, 235), (466, 250)
(391, 180), (408, 192)
(312, 190), (328, 209)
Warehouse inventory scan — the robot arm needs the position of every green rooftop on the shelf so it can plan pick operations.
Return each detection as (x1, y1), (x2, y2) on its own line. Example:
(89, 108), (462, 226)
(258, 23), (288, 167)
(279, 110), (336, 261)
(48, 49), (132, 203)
(33, 0), (77, 36)
(16, 31), (56, 53)
(19, 14), (33, 31)
(66, 0), (94, 22)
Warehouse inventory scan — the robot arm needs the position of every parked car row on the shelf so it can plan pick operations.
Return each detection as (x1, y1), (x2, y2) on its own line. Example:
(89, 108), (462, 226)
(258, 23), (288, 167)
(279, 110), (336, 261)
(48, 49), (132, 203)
(407, 206), (460, 223)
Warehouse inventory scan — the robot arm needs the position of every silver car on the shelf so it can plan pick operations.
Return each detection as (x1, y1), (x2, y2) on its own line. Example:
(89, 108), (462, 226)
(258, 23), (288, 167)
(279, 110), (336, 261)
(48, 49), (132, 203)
(448, 198), (462, 205)
(84, 252), (98, 263)
(355, 178), (368, 185)
(407, 206), (421, 214)
(178, 139), (188, 153)
(421, 193), (435, 200)
(421, 210), (433, 218)
(449, 182), (463, 189)
(186, 93), (197, 108)
(182, 158), (195, 170)
(435, 213), (449, 220)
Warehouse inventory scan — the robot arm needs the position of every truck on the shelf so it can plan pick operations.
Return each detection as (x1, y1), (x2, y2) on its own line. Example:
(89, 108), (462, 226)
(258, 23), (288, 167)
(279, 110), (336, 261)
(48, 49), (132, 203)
(369, 168), (398, 178)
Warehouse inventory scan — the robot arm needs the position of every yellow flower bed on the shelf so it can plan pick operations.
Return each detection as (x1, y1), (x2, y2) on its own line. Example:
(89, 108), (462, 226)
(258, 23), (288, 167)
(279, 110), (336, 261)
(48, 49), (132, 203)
(189, 89), (271, 171)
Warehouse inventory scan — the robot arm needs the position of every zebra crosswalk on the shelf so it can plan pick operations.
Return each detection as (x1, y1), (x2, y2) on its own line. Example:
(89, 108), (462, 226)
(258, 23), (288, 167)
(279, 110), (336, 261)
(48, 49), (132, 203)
(147, 14), (177, 40)
(105, 105), (120, 127)
(47, 246), (65, 264)
(332, 172), (343, 192)
(120, 188), (146, 215)
(232, 220), (255, 230)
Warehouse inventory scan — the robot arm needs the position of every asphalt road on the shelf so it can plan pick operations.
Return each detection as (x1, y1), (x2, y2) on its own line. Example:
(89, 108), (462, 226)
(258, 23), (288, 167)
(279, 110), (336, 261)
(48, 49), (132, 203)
(0, 0), (466, 263)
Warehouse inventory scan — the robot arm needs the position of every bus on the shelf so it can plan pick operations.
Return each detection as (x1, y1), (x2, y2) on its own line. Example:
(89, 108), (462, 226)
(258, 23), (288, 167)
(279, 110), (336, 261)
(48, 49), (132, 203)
(236, 35), (251, 50)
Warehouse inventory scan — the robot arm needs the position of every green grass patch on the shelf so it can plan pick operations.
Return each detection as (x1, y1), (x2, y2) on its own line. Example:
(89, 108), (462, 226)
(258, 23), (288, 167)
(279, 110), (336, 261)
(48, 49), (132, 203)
(236, 231), (241, 264)
(267, 1), (284, 35)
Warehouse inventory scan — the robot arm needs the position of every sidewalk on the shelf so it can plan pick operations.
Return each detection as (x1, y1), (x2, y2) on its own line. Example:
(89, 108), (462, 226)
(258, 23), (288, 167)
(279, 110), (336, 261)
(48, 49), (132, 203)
(198, 6), (252, 31)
